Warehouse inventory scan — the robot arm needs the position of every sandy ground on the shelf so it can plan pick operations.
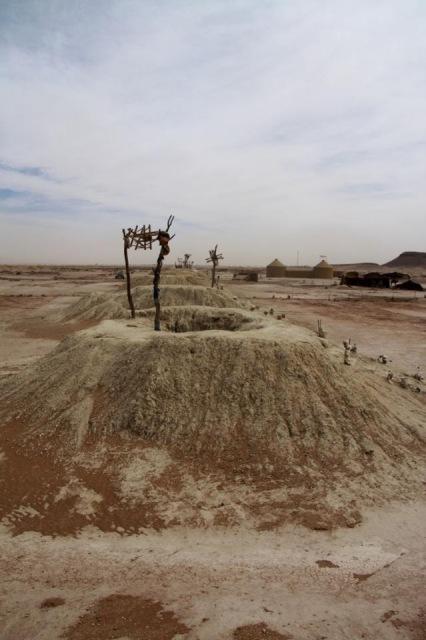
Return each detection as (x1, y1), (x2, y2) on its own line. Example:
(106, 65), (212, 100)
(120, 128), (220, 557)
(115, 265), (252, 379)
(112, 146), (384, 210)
(0, 273), (119, 375)
(0, 266), (425, 639)
(228, 279), (426, 373)
(0, 503), (425, 639)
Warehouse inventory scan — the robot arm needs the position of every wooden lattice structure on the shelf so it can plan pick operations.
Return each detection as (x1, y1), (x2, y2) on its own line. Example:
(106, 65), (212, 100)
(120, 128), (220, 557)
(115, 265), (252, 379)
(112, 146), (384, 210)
(122, 215), (175, 329)
(175, 253), (193, 269)
(206, 244), (223, 288)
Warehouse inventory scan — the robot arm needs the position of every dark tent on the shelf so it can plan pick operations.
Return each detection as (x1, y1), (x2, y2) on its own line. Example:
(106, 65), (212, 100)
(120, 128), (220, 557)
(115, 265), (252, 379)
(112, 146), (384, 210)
(383, 272), (409, 280)
(359, 273), (391, 287)
(341, 272), (391, 288)
(383, 272), (410, 286)
(395, 279), (423, 291)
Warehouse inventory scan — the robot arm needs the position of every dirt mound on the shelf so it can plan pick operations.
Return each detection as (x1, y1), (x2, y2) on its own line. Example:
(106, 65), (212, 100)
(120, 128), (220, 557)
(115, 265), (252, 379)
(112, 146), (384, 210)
(60, 285), (242, 322)
(384, 251), (426, 268)
(3, 320), (423, 457)
(1, 317), (424, 535)
(131, 270), (209, 286)
(131, 285), (241, 314)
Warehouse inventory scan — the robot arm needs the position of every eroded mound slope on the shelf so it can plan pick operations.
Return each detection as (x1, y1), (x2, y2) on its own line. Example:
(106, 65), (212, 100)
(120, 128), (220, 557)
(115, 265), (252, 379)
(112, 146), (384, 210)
(1, 318), (425, 535)
(2, 320), (423, 459)
(61, 285), (241, 322)
(131, 270), (209, 286)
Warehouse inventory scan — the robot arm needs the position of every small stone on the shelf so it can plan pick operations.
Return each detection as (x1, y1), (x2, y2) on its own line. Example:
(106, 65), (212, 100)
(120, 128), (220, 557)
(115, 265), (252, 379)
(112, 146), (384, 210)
(40, 597), (65, 609)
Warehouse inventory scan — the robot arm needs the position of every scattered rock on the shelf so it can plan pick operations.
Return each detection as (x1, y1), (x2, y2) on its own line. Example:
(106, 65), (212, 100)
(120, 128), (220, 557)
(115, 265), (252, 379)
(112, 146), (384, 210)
(40, 597), (65, 609)
(316, 560), (339, 568)
(381, 610), (398, 623)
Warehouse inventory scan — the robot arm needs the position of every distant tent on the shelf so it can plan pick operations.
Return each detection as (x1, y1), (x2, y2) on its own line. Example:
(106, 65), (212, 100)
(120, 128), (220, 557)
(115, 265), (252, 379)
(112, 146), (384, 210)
(382, 272), (410, 286)
(341, 272), (390, 288)
(362, 273), (390, 287)
(395, 279), (423, 291)
(383, 272), (409, 280)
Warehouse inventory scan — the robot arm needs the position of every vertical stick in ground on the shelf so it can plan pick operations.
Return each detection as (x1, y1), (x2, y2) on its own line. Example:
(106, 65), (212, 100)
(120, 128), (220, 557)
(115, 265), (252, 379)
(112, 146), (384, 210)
(206, 244), (223, 288)
(153, 246), (166, 331)
(122, 230), (135, 319)
(152, 217), (174, 331)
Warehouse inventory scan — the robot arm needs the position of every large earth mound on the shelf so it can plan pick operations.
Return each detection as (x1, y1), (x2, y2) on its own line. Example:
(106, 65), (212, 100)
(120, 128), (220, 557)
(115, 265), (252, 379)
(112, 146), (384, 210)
(1, 309), (424, 536)
(384, 251), (426, 268)
(60, 285), (242, 322)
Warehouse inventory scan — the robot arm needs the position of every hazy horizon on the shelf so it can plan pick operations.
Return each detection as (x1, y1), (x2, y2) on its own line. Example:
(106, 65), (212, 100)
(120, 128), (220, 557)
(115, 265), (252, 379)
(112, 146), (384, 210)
(0, 253), (422, 268)
(1, 1), (425, 266)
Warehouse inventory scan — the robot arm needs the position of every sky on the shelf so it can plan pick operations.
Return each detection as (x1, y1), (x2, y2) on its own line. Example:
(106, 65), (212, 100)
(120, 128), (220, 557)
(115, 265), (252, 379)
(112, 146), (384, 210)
(0, 0), (425, 266)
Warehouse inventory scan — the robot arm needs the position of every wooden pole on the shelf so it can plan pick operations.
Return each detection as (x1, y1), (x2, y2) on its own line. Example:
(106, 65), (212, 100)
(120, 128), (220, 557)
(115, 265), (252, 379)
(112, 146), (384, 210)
(152, 216), (174, 331)
(153, 245), (167, 331)
(153, 226), (172, 331)
(122, 215), (174, 329)
(122, 230), (135, 319)
(206, 244), (223, 288)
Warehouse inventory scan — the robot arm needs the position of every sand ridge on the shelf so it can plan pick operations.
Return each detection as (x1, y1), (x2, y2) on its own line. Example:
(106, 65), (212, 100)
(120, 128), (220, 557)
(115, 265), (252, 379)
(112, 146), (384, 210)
(59, 284), (243, 322)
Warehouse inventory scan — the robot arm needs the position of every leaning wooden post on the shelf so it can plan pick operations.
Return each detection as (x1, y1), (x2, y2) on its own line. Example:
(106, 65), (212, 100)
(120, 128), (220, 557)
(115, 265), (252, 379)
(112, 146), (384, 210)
(206, 244), (223, 288)
(153, 250), (164, 331)
(153, 217), (174, 331)
(122, 229), (135, 319)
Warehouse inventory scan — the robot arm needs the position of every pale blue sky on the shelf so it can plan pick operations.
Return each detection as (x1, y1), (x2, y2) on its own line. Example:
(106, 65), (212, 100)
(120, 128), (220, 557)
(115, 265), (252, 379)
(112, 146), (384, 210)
(1, 0), (425, 264)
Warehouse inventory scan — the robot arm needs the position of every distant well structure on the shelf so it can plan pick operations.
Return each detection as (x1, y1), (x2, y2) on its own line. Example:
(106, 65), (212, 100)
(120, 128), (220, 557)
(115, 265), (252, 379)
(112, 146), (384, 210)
(266, 258), (334, 279)
(313, 259), (334, 279)
(266, 259), (287, 278)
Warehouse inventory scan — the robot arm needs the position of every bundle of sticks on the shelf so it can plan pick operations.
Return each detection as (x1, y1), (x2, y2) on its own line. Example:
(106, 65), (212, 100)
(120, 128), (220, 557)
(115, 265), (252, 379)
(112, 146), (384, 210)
(122, 215), (175, 328)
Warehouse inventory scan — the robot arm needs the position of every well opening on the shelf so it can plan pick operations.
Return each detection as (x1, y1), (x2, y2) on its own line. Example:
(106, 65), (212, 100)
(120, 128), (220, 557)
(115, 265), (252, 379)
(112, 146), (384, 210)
(138, 306), (261, 333)
(166, 313), (250, 333)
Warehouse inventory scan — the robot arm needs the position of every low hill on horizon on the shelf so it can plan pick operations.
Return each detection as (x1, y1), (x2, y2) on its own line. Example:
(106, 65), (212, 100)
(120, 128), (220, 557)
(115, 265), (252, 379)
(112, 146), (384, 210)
(384, 251), (426, 268)
(332, 262), (379, 269)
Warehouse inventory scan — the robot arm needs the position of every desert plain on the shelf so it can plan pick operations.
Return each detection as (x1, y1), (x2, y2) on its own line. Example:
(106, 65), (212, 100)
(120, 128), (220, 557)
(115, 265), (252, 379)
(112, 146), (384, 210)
(0, 264), (425, 640)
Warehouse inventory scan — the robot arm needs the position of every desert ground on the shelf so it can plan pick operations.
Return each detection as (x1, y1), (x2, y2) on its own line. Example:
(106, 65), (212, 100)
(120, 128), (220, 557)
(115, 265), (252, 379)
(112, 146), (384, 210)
(0, 265), (425, 640)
